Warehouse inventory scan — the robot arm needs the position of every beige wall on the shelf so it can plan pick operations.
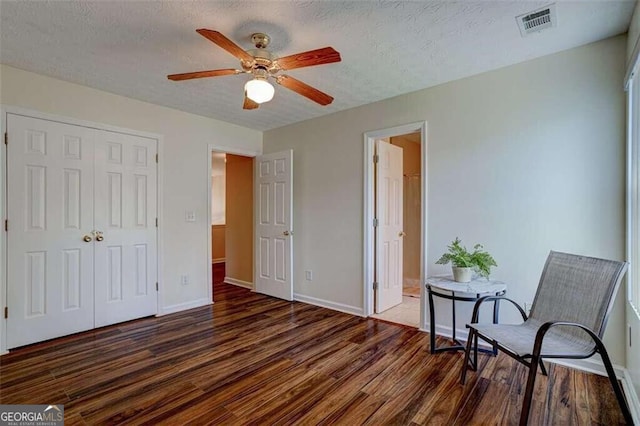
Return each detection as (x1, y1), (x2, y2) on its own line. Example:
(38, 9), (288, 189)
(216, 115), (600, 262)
(0, 64), (262, 343)
(264, 36), (627, 364)
(391, 133), (421, 175)
(212, 225), (226, 262)
(225, 154), (254, 285)
(390, 134), (421, 287)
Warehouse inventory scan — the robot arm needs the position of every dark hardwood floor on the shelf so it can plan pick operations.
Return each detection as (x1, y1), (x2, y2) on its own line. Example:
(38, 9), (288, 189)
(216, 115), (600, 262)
(212, 262), (225, 286)
(0, 281), (628, 425)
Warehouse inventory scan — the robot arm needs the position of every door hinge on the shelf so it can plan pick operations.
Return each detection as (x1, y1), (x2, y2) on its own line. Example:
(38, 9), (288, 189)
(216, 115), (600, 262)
(4, 220), (7, 232)
(373, 218), (379, 227)
(4, 307), (7, 319)
(373, 282), (379, 290)
(156, 282), (159, 292)
(373, 154), (379, 163)
(4, 132), (7, 145)
(155, 153), (158, 163)
(155, 218), (158, 227)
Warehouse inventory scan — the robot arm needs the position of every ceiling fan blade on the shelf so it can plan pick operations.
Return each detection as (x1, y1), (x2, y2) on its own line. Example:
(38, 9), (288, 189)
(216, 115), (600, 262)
(196, 29), (254, 63)
(167, 69), (240, 81)
(276, 47), (341, 71)
(276, 75), (334, 106)
(243, 93), (260, 110)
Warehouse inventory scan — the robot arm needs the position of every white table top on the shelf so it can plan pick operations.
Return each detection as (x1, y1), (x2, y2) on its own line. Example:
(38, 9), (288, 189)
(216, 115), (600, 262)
(426, 275), (506, 295)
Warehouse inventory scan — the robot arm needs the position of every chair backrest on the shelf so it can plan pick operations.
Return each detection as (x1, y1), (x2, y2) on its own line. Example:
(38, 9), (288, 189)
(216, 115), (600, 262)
(529, 251), (628, 339)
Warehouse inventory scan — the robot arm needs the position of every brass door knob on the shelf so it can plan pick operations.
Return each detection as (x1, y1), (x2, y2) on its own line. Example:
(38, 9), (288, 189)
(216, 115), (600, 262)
(94, 231), (104, 242)
(283, 230), (294, 236)
(399, 231), (406, 237)
(83, 235), (92, 242)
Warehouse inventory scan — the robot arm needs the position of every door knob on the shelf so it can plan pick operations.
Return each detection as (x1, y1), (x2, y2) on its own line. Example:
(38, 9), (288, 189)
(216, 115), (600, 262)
(94, 231), (104, 242)
(283, 230), (294, 236)
(83, 235), (92, 242)
(399, 231), (406, 237)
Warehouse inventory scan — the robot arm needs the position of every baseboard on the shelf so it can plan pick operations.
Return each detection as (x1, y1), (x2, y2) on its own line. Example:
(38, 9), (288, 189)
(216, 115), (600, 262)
(422, 323), (493, 350)
(548, 357), (626, 379)
(158, 298), (211, 316)
(623, 369), (640, 424)
(224, 277), (253, 289)
(212, 258), (226, 264)
(293, 293), (364, 317)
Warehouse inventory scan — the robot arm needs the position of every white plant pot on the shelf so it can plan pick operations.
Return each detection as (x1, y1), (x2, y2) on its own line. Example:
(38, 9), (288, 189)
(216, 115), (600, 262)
(452, 267), (473, 283)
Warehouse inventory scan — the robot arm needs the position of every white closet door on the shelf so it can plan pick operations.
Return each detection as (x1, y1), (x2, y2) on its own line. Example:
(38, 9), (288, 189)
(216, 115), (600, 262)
(93, 130), (158, 327)
(6, 114), (96, 348)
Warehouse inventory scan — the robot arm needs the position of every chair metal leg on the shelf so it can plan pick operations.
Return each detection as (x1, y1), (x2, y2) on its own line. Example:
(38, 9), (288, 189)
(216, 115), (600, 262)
(520, 356), (540, 426)
(538, 359), (547, 376)
(460, 328), (475, 385)
(596, 341), (634, 424)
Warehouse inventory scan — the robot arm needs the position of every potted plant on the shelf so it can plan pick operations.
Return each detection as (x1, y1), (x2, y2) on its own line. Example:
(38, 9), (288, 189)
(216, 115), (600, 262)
(436, 237), (497, 283)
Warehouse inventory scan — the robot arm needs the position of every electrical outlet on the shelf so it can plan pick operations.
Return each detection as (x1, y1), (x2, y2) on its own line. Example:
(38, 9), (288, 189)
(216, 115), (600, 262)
(185, 211), (196, 222)
(180, 275), (190, 285)
(305, 270), (313, 281)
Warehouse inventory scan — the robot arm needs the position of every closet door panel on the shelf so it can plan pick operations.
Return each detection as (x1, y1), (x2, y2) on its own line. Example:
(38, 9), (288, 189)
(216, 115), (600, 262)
(93, 130), (158, 327)
(6, 114), (95, 348)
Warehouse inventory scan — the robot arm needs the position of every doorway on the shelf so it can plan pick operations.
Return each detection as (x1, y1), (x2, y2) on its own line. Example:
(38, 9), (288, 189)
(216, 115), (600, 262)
(207, 146), (294, 304)
(209, 150), (254, 301)
(364, 122), (427, 329)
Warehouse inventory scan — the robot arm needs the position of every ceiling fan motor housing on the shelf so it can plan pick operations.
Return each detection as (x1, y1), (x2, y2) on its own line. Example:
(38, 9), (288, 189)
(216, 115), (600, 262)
(244, 48), (278, 73)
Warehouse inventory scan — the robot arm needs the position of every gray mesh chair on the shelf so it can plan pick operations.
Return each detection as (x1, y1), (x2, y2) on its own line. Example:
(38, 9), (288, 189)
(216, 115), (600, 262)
(460, 251), (632, 425)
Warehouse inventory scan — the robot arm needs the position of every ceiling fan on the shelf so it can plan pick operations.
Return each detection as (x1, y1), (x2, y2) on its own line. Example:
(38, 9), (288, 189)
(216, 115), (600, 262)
(168, 29), (341, 110)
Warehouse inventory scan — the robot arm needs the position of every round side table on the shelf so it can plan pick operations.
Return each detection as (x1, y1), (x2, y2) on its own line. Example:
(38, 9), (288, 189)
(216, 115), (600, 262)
(426, 276), (506, 354)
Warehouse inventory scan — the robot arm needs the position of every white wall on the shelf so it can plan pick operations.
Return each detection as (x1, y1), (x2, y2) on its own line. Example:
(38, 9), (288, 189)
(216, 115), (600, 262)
(0, 65), (262, 332)
(627, 0), (640, 398)
(264, 36), (628, 364)
(629, 1), (640, 64)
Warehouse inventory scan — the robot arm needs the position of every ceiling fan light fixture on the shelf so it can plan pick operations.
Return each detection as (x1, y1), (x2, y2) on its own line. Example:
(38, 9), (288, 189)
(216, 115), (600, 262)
(244, 77), (275, 104)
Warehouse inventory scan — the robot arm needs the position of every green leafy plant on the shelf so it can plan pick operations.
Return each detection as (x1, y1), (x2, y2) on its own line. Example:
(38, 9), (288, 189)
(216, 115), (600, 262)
(436, 237), (497, 278)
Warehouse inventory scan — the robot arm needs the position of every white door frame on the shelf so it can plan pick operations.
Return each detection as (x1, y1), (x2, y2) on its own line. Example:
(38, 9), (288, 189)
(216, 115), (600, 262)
(0, 105), (164, 354)
(206, 144), (261, 304)
(363, 121), (428, 328)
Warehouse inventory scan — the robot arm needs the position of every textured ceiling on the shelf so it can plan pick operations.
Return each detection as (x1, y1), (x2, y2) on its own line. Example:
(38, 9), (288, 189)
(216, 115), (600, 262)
(0, 1), (634, 131)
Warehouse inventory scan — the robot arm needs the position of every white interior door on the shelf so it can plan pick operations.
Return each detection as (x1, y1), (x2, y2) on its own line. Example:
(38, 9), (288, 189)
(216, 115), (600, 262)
(93, 130), (158, 327)
(375, 139), (404, 313)
(6, 114), (96, 348)
(254, 150), (293, 301)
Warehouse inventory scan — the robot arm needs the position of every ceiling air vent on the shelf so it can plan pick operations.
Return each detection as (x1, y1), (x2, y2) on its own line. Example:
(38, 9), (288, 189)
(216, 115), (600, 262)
(516, 4), (557, 37)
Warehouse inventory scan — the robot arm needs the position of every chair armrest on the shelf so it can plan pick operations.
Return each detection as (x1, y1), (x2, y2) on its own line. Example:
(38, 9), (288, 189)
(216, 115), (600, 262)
(470, 295), (528, 323)
(531, 321), (599, 357)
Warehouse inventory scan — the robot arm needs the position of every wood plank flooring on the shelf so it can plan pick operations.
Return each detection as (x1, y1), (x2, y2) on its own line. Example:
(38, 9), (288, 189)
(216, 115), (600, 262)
(0, 281), (629, 425)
